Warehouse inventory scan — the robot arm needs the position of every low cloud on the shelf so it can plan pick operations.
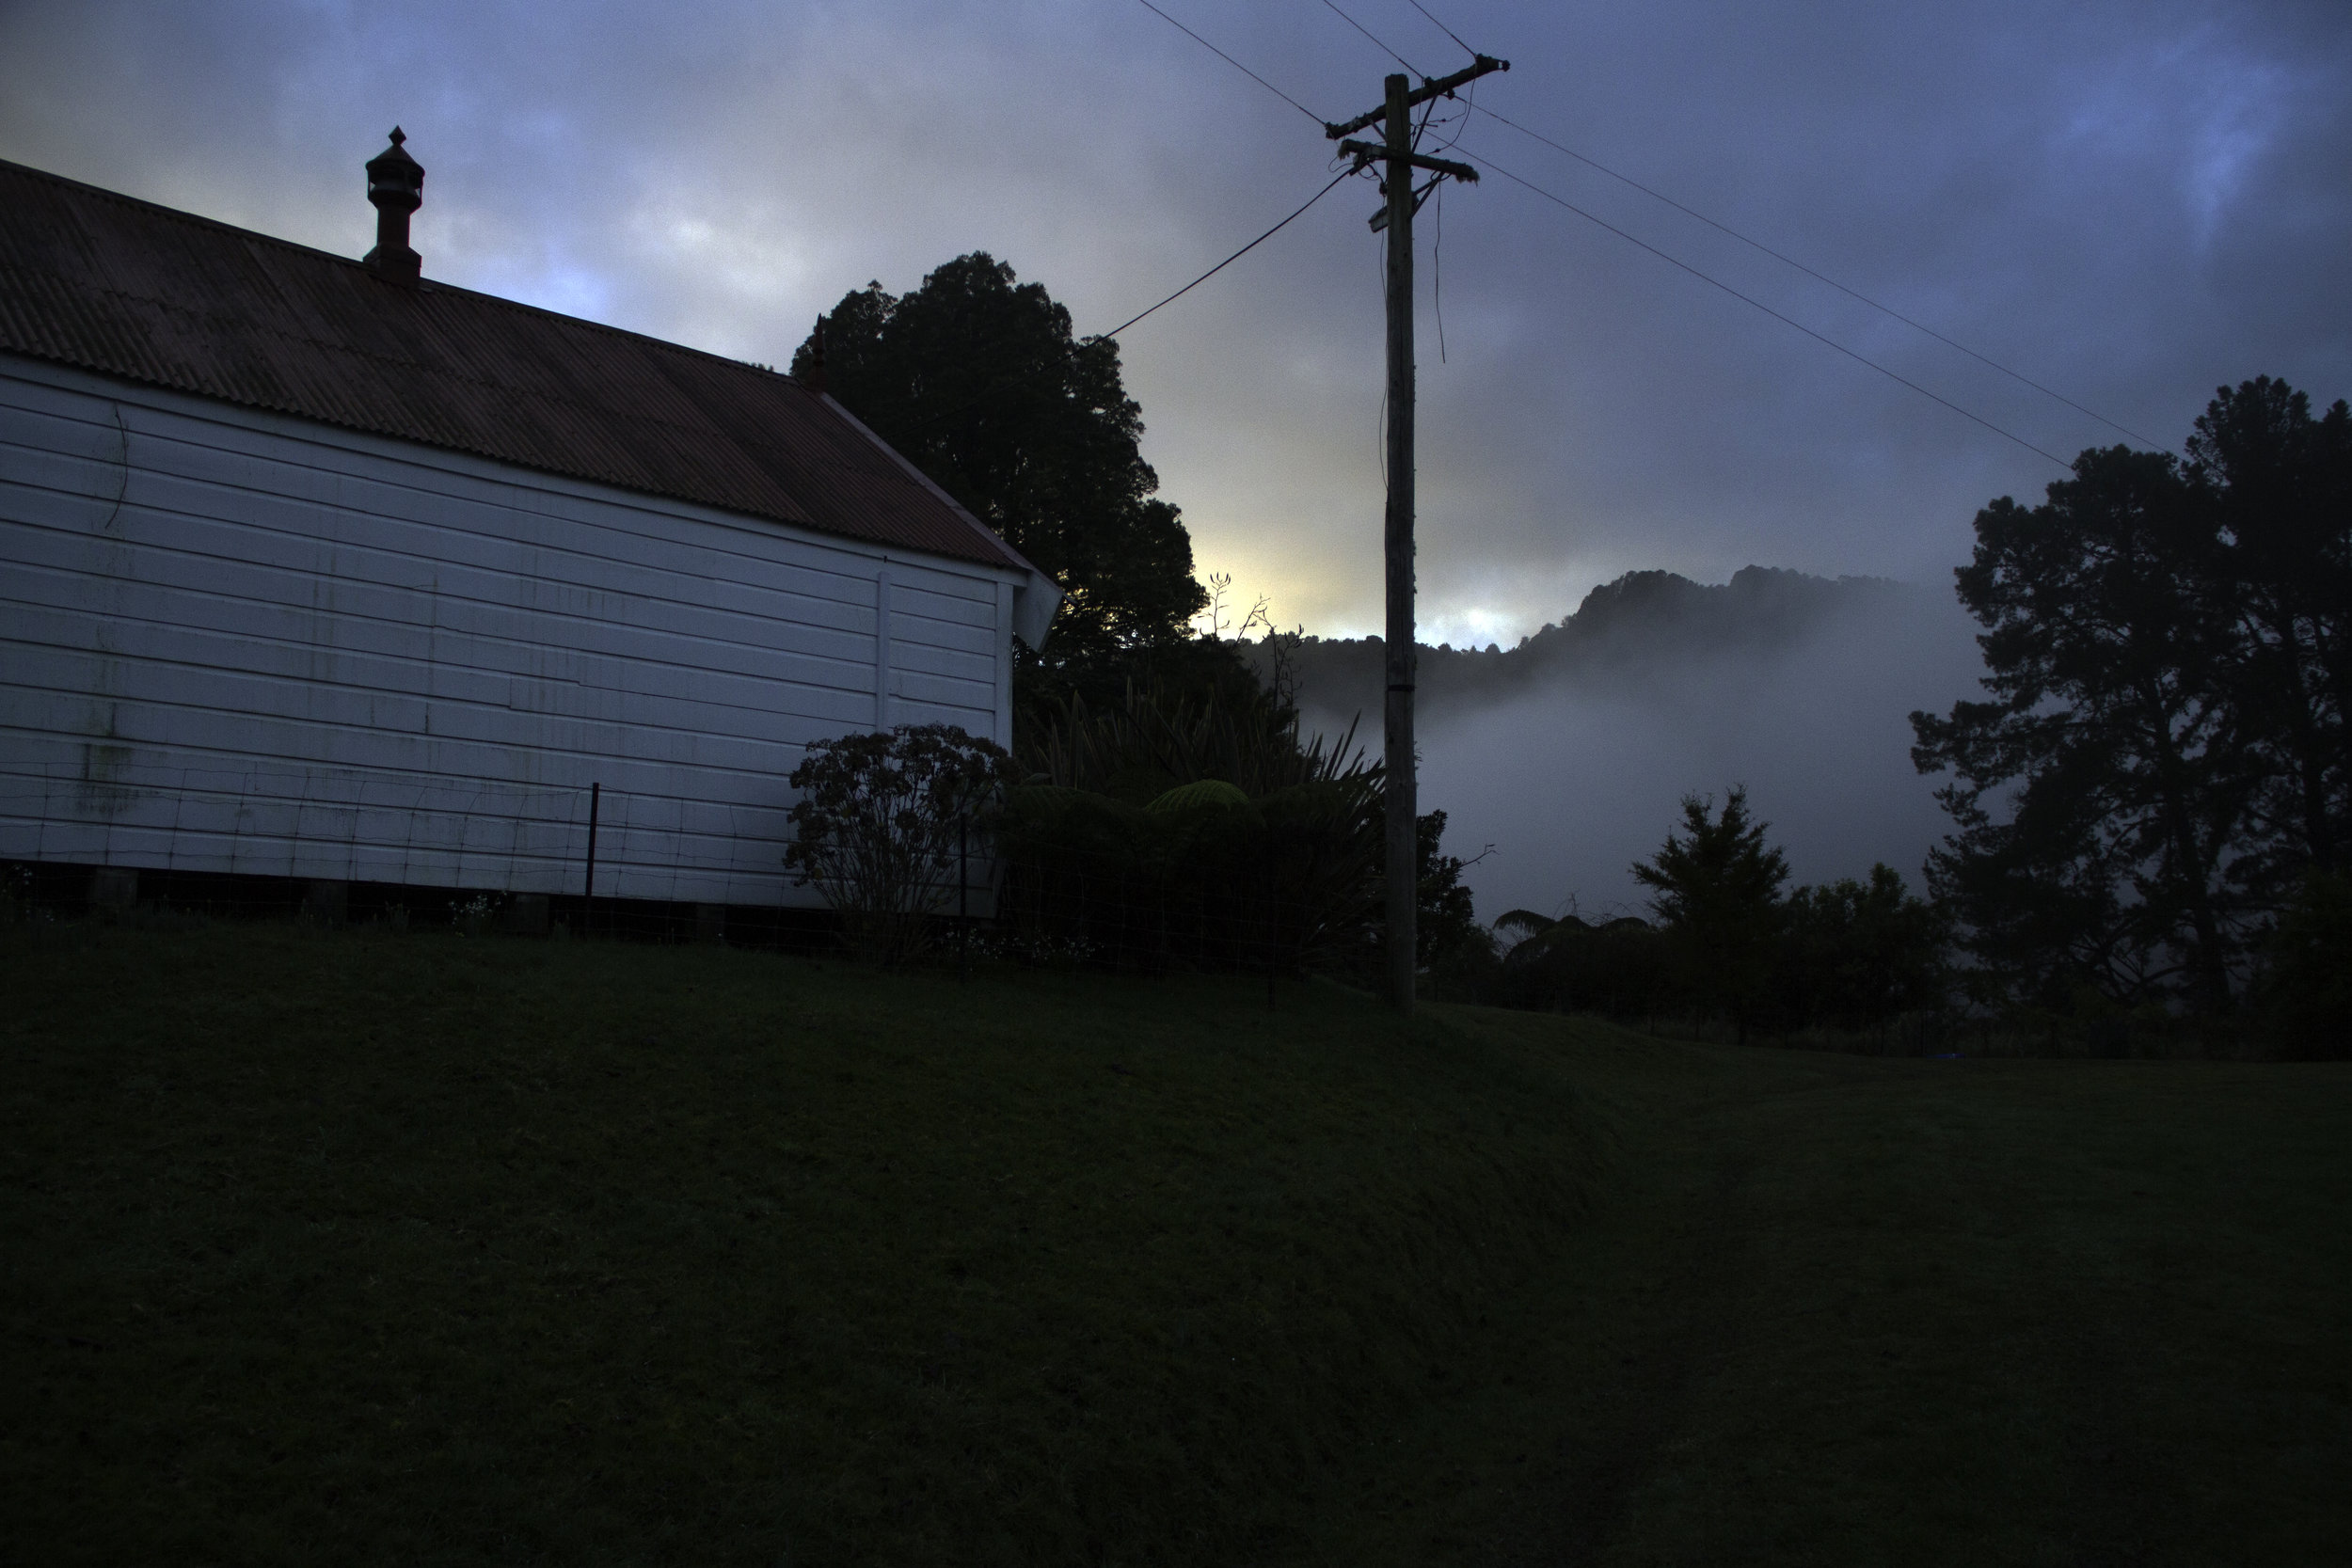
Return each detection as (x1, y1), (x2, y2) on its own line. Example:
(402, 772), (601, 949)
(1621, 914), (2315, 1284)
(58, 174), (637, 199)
(1279, 570), (1988, 920)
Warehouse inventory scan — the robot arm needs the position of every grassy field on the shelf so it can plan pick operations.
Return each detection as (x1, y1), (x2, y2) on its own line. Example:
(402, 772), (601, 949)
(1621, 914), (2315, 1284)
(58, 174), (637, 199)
(3, 922), (2346, 1564)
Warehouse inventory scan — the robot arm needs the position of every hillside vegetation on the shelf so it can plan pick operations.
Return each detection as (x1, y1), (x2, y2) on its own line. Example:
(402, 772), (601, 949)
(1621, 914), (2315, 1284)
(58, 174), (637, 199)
(1244, 566), (1925, 728)
(4, 923), (2347, 1564)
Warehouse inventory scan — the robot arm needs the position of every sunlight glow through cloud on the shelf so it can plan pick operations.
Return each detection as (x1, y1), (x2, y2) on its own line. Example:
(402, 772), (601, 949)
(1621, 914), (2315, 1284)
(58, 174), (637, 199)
(1, 0), (2344, 647)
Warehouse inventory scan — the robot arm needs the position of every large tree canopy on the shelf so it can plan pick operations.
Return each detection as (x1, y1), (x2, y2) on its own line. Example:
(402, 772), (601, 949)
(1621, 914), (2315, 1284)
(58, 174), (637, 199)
(1913, 377), (2351, 1013)
(791, 255), (1209, 687)
(2187, 377), (2352, 885)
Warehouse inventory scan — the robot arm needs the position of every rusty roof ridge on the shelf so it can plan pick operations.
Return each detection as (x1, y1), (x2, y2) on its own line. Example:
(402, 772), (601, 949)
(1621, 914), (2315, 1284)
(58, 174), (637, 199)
(11, 352), (696, 506)
(0, 155), (1034, 573)
(0, 156), (408, 276)
(2, 254), (826, 494)
(1, 306), (795, 514)
(0, 156), (835, 398)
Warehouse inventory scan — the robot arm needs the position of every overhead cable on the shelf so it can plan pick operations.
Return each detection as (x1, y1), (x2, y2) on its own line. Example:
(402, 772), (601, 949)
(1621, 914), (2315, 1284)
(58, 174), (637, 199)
(1406, 0), (1478, 57)
(1104, 169), (1358, 340)
(1470, 103), (2171, 453)
(1319, 0), (1423, 75)
(1477, 151), (2076, 468)
(1131, 0), (1327, 123)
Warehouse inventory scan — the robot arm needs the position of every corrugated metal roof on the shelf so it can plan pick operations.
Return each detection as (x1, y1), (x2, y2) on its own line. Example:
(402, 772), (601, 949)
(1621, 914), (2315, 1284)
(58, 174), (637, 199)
(0, 157), (1035, 574)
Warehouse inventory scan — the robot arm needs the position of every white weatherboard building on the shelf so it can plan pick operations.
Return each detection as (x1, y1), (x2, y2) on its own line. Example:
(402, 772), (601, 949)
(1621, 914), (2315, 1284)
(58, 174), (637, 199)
(0, 136), (1057, 911)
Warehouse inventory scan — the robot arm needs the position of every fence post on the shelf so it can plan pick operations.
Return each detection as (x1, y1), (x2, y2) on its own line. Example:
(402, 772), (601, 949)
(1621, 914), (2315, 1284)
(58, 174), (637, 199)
(583, 780), (601, 910)
(228, 769), (246, 878)
(167, 767), (185, 875)
(1265, 892), (1277, 1012)
(958, 815), (969, 984)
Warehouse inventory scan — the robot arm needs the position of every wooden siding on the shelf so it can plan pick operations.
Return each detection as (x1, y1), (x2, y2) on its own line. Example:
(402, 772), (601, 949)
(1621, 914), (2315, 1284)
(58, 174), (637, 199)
(0, 356), (1024, 907)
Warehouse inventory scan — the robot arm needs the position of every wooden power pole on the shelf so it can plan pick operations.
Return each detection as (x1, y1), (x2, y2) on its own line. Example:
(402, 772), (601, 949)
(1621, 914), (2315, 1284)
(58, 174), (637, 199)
(1328, 55), (1506, 1009)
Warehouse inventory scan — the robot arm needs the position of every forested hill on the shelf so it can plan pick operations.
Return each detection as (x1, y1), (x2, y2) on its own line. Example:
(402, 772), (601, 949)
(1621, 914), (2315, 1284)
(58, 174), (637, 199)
(1243, 566), (1930, 730)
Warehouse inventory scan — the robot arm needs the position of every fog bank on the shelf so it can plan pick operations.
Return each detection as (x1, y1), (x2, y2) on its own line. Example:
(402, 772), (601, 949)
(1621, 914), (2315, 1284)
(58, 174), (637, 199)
(1269, 569), (1989, 922)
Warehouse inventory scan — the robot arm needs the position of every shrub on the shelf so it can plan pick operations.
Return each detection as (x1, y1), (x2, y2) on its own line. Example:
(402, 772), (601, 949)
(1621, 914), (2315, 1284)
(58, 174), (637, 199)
(1493, 913), (1677, 1021)
(785, 723), (1020, 966)
(998, 681), (1387, 978)
(1017, 680), (1365, 802)
(1770, 865), (1949, 1036)
(2258, 871), (2352, 1058)
(991, 774), (1383, 978)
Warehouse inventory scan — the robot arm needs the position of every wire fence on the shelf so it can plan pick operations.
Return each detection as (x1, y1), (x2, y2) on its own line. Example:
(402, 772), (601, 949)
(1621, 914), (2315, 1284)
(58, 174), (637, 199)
(0, 758), (815, 945)
(0, 755), (817, 892)
(0, 762), (1361, 985)
(12, 762), (2243, 1046)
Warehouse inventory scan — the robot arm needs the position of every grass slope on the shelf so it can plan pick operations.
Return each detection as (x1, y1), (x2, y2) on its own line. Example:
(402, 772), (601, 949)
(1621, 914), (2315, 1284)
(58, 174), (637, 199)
(1414, 1014), (2352, 1565)
(1, 925), (1602, 1563)
(3, 923), (2346, 1564)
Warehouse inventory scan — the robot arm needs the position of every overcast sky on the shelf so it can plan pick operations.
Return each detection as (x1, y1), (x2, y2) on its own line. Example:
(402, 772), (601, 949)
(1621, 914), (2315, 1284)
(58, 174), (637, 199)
(4, 0), (2346, 644)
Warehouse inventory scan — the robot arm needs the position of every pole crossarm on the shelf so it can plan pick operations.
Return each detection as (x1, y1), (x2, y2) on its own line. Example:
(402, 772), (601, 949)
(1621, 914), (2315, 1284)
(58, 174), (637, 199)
(1324, 55), (1508, 141)
(1335, 140), (1481, 182)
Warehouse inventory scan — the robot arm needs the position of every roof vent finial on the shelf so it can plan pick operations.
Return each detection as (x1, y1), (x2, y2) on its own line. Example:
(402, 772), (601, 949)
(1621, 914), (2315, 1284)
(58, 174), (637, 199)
(364, 127), (424, 285)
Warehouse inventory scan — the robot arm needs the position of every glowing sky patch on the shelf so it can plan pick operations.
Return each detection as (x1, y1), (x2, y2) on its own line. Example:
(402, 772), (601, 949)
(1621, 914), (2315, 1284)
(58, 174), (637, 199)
(2, 0), (2344, 640)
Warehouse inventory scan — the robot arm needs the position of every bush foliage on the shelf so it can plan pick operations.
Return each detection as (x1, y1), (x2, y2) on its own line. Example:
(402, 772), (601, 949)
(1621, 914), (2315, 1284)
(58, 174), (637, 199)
(1495, 793), (1947, 1045)
(993, 682), (1483, 983)
(783, 723), (1019, 966)
(2258, 871), (2352, 1057)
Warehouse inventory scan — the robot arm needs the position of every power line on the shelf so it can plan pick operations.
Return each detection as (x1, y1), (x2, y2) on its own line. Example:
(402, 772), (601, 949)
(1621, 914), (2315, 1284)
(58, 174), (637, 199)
(1380, 0), (2128, 461)
(1104, 169), (1358, 339)
(1131, 0), (1326, 123)
(1433, 180), (1448, 362)
(1469, 103), (2173, 453)
(1406, 0), (1477, 57)
(1130, 0), (2085, 469)
(1319, 0), (1422, 75)
(814, 171), (1345, 429)
(1477, 150), (2077, 468)
(1428, 76), (1475, 154)
(813, 178), (1349, 421)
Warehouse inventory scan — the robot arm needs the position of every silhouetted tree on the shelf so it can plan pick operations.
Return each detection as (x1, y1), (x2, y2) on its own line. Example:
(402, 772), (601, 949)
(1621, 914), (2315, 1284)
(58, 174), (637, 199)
(792, 255), (1225, 708)
(1631, 786), (1789, 1042)
(1912, 445), (2248, 1007)
(2187, 378), (2352, 893)
(1415, 809), (1489, 982)
(1914, 379), (2352, 1016)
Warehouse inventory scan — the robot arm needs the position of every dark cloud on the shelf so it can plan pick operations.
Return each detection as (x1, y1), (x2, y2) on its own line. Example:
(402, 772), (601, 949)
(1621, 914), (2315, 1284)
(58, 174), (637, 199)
(5, 0), (2344, 641)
